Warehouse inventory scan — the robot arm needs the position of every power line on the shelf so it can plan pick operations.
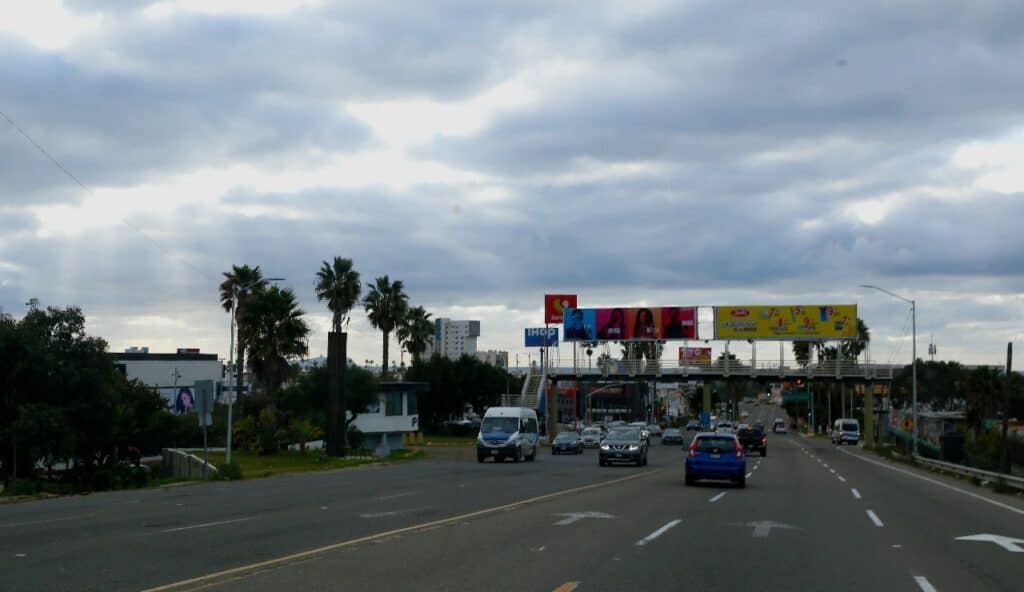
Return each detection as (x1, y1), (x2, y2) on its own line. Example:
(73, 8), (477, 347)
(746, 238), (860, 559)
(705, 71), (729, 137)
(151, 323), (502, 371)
(1, 108), (218, 283)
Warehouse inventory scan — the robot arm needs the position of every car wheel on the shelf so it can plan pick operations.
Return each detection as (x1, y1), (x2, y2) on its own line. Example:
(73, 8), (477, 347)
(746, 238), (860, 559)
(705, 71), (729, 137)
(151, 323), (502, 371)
(477, 454), (485, 463)
(737, 475), (746, 489)
(527, 449), (536, 461)
(761, 449), (767, 457)
(685, 474), (694, 486)
(599, 458), (606, 467)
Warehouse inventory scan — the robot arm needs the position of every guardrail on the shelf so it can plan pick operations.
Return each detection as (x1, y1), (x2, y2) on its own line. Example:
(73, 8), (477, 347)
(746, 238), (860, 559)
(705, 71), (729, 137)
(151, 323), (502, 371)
(912, 455), (1024, 491)
(163, 448), (219, 480)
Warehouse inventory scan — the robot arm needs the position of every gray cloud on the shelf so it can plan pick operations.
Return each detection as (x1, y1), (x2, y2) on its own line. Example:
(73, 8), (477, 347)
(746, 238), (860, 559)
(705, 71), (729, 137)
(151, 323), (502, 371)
(1, 1), (1022, 364)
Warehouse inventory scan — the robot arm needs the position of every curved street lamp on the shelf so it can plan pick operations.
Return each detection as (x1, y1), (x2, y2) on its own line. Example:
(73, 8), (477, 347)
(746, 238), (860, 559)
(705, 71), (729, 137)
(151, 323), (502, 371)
(860, 284), (917, 456)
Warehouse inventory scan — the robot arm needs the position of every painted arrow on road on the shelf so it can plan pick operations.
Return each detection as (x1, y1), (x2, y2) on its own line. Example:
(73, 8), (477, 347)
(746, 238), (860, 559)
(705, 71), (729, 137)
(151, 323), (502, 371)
(553, 512), (615, 526)
(955, 534), (1024, 553)
(745, 521), (800, 538)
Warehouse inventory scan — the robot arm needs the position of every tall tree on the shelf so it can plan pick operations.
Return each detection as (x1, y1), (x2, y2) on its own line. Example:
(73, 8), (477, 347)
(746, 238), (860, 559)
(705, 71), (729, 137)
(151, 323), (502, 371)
(397, 305), (433, 363)
(314, 257), (362, 332)
(842, 318), (871, 359)
(362, 276), (409, 378)
(243, 286), (311, 416)
(219, 265), (266, 410)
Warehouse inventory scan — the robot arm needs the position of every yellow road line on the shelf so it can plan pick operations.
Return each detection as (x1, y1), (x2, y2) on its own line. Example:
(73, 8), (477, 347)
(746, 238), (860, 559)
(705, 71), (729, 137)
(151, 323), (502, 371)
(552, 581), (581, 592)
(140, 470), (658, 592)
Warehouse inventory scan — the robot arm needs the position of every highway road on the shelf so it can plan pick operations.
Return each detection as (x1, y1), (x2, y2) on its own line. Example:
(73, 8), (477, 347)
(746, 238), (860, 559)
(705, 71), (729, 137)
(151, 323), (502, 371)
(3, 403), (1024, 591)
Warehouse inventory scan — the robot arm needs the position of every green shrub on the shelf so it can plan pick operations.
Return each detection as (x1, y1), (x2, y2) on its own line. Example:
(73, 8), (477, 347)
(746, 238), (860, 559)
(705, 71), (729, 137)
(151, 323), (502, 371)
(346, 425), (365, 450)
(233, 416), (258, 452)
(257, 408), (279, 455)
(215, 462), (242, 480)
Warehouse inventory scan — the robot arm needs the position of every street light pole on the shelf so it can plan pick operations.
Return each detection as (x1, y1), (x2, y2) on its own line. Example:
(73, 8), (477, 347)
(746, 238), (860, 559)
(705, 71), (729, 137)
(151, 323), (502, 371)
(860, 284), (918, 457)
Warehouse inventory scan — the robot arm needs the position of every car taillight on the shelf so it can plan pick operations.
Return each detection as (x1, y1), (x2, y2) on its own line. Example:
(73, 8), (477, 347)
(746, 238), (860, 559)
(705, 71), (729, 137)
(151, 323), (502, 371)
(733, 438), (744, 458)
(687, 442), (697, 458)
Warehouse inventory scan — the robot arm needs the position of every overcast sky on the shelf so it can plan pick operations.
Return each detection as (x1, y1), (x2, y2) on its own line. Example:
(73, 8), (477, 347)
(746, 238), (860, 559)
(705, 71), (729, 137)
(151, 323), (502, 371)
(2, 0), (1023, 369)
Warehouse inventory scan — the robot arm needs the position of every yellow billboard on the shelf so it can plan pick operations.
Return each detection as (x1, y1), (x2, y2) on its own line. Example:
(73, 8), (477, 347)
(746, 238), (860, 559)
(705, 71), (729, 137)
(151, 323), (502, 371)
(714, 305), (858, 340)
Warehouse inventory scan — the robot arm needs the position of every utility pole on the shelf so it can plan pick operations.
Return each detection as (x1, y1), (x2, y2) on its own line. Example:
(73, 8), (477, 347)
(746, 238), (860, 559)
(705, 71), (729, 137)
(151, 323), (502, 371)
(1000, 342), (1013, 474)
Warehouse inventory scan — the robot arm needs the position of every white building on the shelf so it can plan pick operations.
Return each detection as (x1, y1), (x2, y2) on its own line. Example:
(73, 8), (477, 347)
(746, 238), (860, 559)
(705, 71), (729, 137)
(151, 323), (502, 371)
(350, 382), (428, 456)
(425, 318), (480, 360)
(475, 349), (509, 369)
(113, 348), (223, 412)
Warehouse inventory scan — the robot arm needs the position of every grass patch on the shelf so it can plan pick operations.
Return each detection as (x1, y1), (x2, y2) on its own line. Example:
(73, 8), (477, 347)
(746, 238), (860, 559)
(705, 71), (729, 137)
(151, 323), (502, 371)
(420, 434), (476, 446)
(206, 449), (420, 479)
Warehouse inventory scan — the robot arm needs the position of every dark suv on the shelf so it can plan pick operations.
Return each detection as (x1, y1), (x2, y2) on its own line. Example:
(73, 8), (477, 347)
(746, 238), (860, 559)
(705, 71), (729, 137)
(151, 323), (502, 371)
(737, 426), (767, 457)
(599, 428), (648, 467)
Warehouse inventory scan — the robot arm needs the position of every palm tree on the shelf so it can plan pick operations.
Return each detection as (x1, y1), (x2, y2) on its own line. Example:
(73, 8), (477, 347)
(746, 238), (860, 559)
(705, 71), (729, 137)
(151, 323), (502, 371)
(362, 275), (409, 378)
(219, 265), (266, 410)
(397, 305), (433, 363)
(243, 286), (311, 415)
(314, 257), (362, 332)
(842, 318), (871, 359)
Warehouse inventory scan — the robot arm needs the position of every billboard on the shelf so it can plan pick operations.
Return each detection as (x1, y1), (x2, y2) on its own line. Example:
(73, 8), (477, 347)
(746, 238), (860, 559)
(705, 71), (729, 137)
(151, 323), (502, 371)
(524, 327), (559, 347)
(563, 307), (697, 341)
(713, 305), (858, 340)
(545, 294), (578, 324)
(679, 347), (712, 365)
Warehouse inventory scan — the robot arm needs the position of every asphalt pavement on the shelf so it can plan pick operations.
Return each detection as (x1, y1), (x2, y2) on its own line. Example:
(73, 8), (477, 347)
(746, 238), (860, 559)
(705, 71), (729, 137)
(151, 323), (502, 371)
(3, 405), (1024, 591)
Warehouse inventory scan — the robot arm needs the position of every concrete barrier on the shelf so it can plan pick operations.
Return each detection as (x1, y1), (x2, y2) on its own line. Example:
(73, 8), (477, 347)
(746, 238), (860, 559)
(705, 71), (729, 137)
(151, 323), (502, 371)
(162, 448), (219, 480)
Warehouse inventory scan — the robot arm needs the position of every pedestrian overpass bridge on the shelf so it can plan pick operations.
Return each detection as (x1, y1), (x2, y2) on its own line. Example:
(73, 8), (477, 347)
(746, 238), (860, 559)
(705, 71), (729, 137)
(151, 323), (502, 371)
(506, 359), (898, 408)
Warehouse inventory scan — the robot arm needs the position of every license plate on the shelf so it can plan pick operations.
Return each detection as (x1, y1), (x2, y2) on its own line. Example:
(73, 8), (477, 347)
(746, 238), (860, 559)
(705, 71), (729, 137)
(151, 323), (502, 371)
(711, 454), (720, 459)
(490, 450), (497, 455)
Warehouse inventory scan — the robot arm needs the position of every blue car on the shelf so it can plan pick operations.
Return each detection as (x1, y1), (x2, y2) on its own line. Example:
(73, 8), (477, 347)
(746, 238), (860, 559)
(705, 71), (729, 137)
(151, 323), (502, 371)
(685, 432), (746, 488)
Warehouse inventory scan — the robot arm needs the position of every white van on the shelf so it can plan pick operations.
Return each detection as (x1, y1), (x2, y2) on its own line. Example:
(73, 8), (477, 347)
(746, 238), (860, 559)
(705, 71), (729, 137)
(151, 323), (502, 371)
(831, 418), (861, 445)
(476, 407), (539, 463)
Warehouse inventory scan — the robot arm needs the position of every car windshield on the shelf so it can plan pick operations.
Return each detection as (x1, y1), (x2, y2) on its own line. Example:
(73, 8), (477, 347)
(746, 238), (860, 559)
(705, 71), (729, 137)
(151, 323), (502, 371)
(480, 417), (519, 434)
(696, 437), (736, 452)
(7, 4), (1011, 590)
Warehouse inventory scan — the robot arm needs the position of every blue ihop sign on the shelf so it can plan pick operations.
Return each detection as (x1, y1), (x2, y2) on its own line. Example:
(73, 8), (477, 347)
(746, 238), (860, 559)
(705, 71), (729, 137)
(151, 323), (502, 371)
(524, 327), (559, 347)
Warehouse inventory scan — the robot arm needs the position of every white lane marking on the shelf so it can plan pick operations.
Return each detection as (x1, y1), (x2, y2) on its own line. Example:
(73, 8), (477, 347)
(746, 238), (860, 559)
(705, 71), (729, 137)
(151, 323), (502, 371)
(913, 576), (937, 592)
(837, 476), (847, 483)
(955, 534), (1024, 553)
(893, 544), (903, 549)
(746, 472), (753, 478)
(360, 507), (430, 519)
(837, 447), (1024, 517)
(163, 517), (253, 533)
(15, 553), (26, 557)
(852, 488), (862, 499)
(554, 512), (614, 526)
(830, 469), (836, 474)
(636, 519), (682, 546)
(824, 464), (830, 468)
(320, 506), (328, 510)
(866, 510), (884, 527)
(376, 491), (416, 501)
(710, 492), (728, 503)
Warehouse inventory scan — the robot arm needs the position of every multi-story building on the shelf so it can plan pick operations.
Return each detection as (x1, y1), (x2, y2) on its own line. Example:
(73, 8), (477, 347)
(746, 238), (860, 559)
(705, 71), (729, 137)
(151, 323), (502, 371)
(112, 347), (223, 414)
(475, 349), (509, 369)
(425, 318), (480, 360)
